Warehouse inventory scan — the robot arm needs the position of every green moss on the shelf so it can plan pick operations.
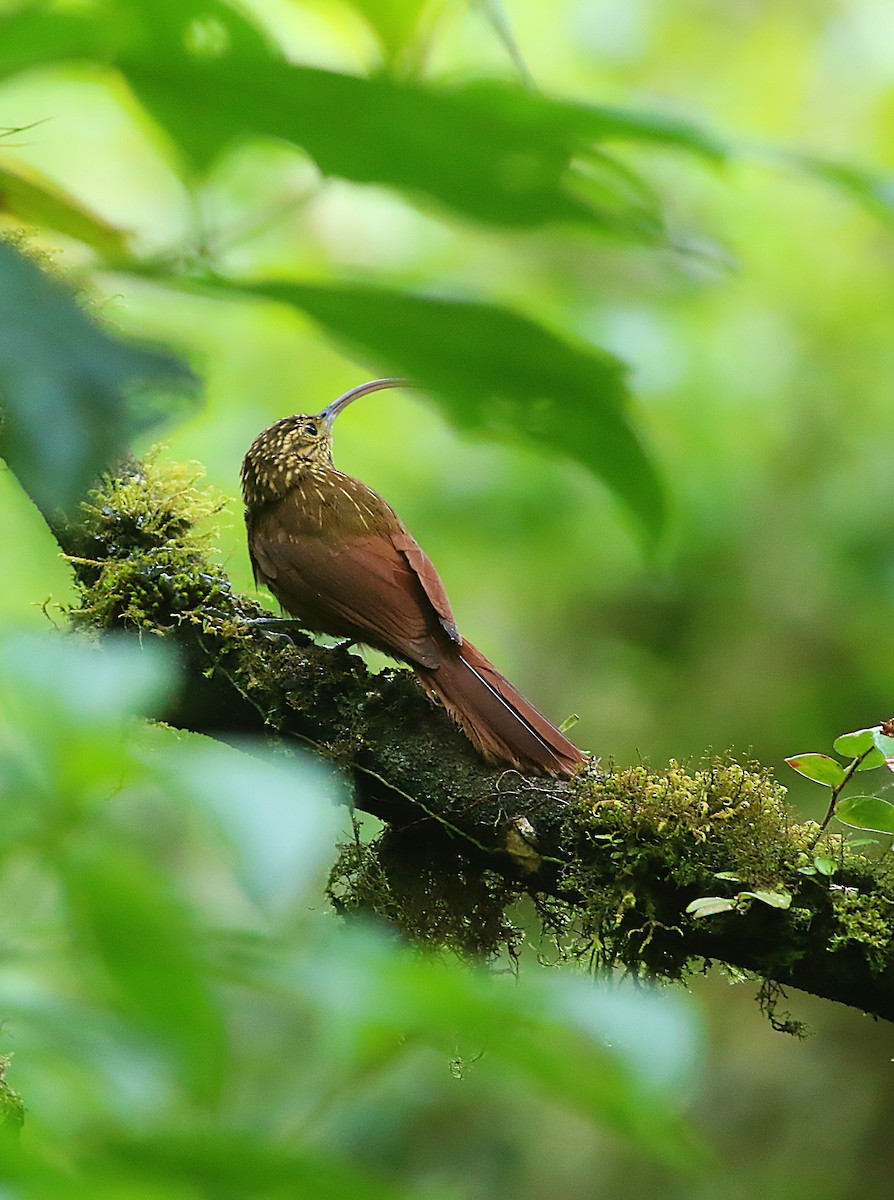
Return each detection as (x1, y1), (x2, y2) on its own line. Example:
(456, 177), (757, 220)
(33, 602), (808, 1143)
(828, 885), (894, 973)
(328, 825), (524, 961)
(556, 760), (802, 976)
(67, 451), (231, 630)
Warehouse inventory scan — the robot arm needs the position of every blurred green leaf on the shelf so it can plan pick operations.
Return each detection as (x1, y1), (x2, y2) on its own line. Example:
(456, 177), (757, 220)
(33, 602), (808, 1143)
(62, 841), (227, 1101)
(0, 632), (176, 727)
(102, 1130), (425, 1198)
(233, 279), (664, 541)
(290, 930), (705, 1170)
(834, 795), (894, 835)
(0, 159), (129, 258)
(145, 735), (343, 915)
(121, 58), (717, 239)
(0, 242), (193, 513)
(784, 753), (845, 787)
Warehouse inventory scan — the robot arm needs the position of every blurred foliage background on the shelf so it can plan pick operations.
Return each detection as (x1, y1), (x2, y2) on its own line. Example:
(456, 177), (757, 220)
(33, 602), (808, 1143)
(2, 0), (894, 1195)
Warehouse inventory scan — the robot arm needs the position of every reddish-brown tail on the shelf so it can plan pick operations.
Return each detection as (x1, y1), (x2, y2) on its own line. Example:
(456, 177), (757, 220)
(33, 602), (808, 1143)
(415, 641), (587, 778)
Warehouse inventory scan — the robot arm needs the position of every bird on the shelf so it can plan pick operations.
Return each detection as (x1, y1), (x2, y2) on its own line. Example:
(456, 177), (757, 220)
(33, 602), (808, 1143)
(241, 379), (587, 777)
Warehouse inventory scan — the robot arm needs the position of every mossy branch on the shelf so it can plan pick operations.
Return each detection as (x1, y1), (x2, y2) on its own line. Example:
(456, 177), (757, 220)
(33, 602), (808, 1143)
(43, 455), (894, 1023)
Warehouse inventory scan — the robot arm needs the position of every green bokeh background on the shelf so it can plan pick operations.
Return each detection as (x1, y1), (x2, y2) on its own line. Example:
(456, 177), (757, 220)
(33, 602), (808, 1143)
(2, 0), (894, 1193)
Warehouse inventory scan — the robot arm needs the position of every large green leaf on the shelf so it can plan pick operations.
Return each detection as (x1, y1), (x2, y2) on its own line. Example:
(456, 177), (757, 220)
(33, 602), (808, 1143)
(122, 55), (714, 239)
(233, 279), (665, 540)
(0, 242), (191, 513)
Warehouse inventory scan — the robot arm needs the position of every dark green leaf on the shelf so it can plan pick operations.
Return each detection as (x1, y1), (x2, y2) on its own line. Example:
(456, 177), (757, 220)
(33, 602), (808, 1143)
(813, 857), (837, 876)
(235, 279), (664, 541)
(784, 754), (845, 787)
(834, 795), (894, 835)
(0, 242), (192, 513)
(120, 55), (719, 239)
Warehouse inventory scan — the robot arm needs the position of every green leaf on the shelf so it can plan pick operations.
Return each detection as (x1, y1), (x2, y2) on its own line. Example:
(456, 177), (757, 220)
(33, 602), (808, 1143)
(685, 896), (735, 918)
(235, 279), (665, 542)
(121, 53), (720, 240)
(62, 841), (227, 1101)
(784, 753), (846, 787)
(856, 747), (887, 770)
(813, 857), (837, 876)
(834, 795), (894, 835)
(833, 727), (880, 757)
(713, 871), (743, 881)
(741, 889), (792, 910)
(0, 242), (192, 513)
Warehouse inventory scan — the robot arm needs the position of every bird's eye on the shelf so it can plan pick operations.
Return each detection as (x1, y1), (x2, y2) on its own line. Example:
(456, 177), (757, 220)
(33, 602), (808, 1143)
(303, 422), (318, 436)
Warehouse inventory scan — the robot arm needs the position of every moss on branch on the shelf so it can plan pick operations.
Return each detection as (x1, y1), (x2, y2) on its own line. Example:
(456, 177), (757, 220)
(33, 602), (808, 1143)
(54, 453), (894, 1023)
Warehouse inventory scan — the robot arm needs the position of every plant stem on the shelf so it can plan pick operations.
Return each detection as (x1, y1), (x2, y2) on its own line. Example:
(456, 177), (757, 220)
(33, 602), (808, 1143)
(809, 749), (872, 849)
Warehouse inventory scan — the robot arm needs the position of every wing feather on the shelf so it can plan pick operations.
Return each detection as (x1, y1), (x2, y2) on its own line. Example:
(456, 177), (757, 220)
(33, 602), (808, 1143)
(249, 493), (452, 669)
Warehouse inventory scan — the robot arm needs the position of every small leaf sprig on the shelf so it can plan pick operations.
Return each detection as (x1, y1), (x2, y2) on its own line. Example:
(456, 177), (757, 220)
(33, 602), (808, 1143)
(785, 721), (894, 849)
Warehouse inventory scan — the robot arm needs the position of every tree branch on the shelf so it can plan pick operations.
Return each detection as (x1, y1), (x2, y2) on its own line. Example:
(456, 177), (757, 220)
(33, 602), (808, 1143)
(43, 455), (894, 1023)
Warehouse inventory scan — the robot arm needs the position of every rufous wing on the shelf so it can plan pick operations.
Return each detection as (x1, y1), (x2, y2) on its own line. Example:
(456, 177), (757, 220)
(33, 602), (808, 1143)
(249, 495), (452, 669)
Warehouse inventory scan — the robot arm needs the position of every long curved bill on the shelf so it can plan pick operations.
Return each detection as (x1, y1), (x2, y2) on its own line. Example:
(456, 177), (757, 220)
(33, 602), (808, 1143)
(317, 378), (409, 429)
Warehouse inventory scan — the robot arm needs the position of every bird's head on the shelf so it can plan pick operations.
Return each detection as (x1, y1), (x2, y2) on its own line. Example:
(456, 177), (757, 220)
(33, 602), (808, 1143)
(241, 378), (406, 506)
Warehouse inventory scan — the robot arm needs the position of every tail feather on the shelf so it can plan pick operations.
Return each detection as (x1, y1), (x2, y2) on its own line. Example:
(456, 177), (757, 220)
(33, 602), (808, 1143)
(415, 641), (587, 778)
